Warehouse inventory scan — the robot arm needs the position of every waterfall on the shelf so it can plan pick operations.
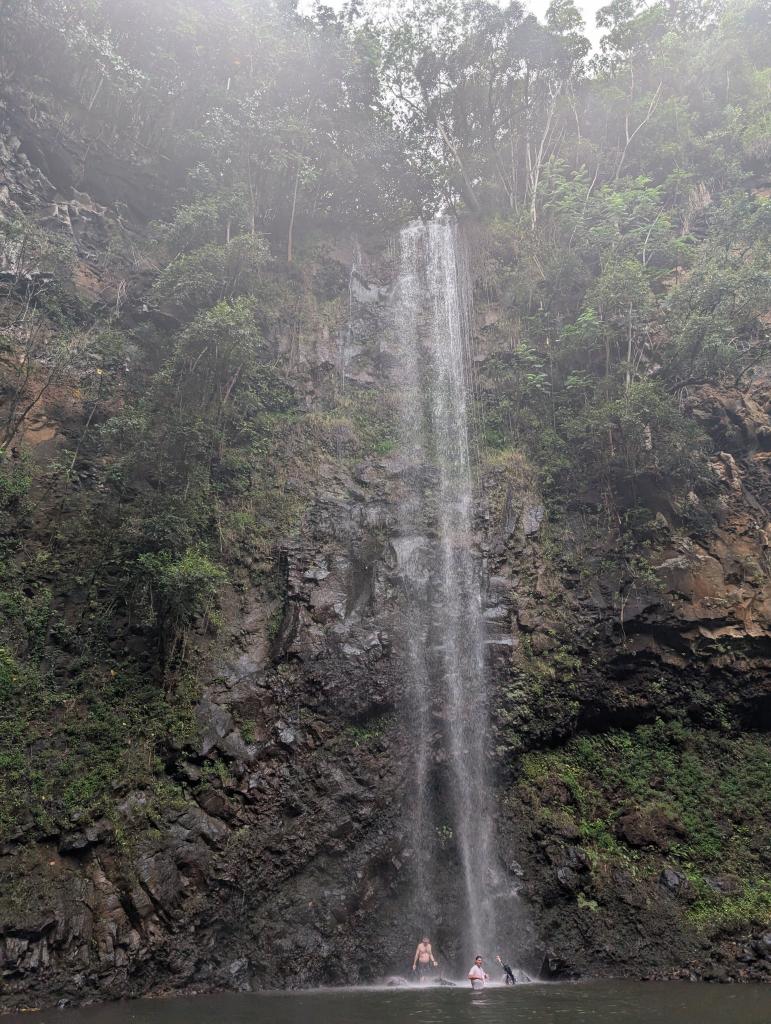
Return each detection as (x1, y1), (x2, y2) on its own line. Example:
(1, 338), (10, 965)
(391, 218), (505, 967)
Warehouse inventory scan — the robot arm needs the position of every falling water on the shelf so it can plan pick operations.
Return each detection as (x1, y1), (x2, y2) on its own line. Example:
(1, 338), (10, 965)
(391, 218), (505, 967)
(391, 222), (436, 922)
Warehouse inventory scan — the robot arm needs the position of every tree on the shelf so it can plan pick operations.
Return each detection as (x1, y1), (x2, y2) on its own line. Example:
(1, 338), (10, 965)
(134, 549), (226, 682)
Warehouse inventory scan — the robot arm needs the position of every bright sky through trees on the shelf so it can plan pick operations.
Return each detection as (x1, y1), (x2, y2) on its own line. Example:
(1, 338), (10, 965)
(297, 0), (608, 47)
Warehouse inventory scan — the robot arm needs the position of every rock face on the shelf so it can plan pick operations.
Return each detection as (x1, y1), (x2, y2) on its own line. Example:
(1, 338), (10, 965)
(473, 368), (771, 984)
(1, 106), (769, 1009)
(0, 438), (410, 1002)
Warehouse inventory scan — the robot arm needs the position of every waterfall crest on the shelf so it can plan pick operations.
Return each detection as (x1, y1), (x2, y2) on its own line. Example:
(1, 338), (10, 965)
(391, 218), (505, 966)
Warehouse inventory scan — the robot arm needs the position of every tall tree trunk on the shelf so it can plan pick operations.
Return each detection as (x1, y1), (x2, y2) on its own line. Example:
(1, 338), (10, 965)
(436, 120), (481, 213)
(287, 157), (301, 263)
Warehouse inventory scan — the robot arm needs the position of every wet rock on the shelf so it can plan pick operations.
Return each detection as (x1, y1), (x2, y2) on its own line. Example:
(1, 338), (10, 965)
(170, 807), (228, 847)
(196, 700), (235, 756)
(702, 963), (730, 983)
(59, 820), (112, 854)
(562, 846), (589, 872)
(540, 780), (574, 806)
(136, 851), (183, 909)
(517, 608), (544, 632)
(659, 868), (690, 897)
(540, 951), (577, 979)
(522, 504), (545, 536)
(217, 650), (266, 685)
(229, 957), (248, 976)
(552, 815), (580, 841)
(350, 271), (386, 305)
(304, 565), (331, 581)
(278, 726), (297, 747)
(220, 730), (259, 763)
(483, 604), (509, 621)
(556, 866), (580, 891)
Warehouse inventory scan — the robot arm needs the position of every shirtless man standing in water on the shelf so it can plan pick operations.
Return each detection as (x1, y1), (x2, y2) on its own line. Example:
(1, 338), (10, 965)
(412, 936), (438, 981)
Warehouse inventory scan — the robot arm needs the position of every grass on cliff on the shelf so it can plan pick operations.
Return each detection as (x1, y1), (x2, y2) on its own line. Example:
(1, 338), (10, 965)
(301, 388), (398, 463)
(519, 719), (771, 936)
(0, 646), (198, 839)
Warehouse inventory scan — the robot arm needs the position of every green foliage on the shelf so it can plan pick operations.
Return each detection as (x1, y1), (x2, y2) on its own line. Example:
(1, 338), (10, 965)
(0, 646), (200, 838)
(133, 549), (226, 673)
(0, 456), (31, 518)
(687, 878), (771, 935)
(559, 380), (711, 497)
(663, 193), (771, 389)
(300, 389), (398, 463)
(436, 823), (455, 849)
(0, 212), (77, 296)
(577, 892), (600, 912)
(479, 175), (768, 516)
(2, 0), (428, 252)
(520, 722), (771, 934)
(152, 236), (270, 314)
(345, 713), (393, 748)
(156, 192), (254, 254)
(102, 292), (300, 649)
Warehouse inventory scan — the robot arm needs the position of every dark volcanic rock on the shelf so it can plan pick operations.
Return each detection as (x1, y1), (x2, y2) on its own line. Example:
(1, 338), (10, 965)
(616, 808), (686, 851)
(659, 868), (691, 897)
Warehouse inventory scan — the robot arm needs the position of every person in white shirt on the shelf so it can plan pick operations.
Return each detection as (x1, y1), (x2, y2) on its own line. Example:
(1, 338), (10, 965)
(468, 955), (489, 990)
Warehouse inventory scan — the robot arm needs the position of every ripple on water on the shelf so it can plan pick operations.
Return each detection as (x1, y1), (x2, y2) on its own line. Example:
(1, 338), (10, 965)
(4, 981), (771, 1024)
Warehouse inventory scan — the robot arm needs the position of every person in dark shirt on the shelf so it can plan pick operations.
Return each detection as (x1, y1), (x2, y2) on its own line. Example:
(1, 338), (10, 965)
(495, 954), (517, 984)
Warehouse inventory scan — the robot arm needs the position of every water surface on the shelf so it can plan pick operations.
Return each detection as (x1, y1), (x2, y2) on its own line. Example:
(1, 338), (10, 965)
(14, 981), (771, 1024)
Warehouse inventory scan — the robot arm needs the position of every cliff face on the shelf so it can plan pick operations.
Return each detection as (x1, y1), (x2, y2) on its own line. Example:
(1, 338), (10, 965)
(478, 375), (771, 981)
(1, 98), (770, 1010)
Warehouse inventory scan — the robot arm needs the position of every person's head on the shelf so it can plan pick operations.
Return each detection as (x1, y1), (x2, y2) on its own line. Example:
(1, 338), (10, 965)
(422, 936), (430, 943)
(475, 956), (483, 965)
(495, 955), (502, 963)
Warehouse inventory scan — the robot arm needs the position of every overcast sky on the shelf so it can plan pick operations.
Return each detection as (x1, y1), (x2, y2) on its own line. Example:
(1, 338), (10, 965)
(519, 0), (606, 45)
(297, 0), (608, 47)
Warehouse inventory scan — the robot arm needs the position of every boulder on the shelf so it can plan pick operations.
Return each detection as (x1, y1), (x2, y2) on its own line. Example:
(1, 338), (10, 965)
(616, 807), (685, 851)
(659, 867), (690, 897)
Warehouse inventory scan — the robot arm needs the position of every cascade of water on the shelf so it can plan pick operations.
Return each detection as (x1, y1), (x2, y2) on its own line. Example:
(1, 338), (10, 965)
(391, 218), (505, 968)
(391, 223), (436, 923)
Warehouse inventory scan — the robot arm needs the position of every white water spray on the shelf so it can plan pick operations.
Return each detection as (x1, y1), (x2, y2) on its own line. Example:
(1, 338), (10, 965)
(391, 218), (507, 966)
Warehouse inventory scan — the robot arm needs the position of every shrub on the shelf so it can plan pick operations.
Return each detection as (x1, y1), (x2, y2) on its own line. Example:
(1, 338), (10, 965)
(133, 549), (226, 678)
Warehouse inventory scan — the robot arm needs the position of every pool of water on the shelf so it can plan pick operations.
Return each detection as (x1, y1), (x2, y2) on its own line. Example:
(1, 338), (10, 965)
(9, 981), (771, 1024)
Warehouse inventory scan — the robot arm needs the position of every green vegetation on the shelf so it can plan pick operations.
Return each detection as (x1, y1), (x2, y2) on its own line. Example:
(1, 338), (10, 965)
(342, 712), (395, 748)
(132, 550), (226, 677)
(0, 646), (197, 837)
(520, 721), (771, 934)
(476, 179), (766, 519)
(302, 390), (399, 463)
(376, 0), (770, 521)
